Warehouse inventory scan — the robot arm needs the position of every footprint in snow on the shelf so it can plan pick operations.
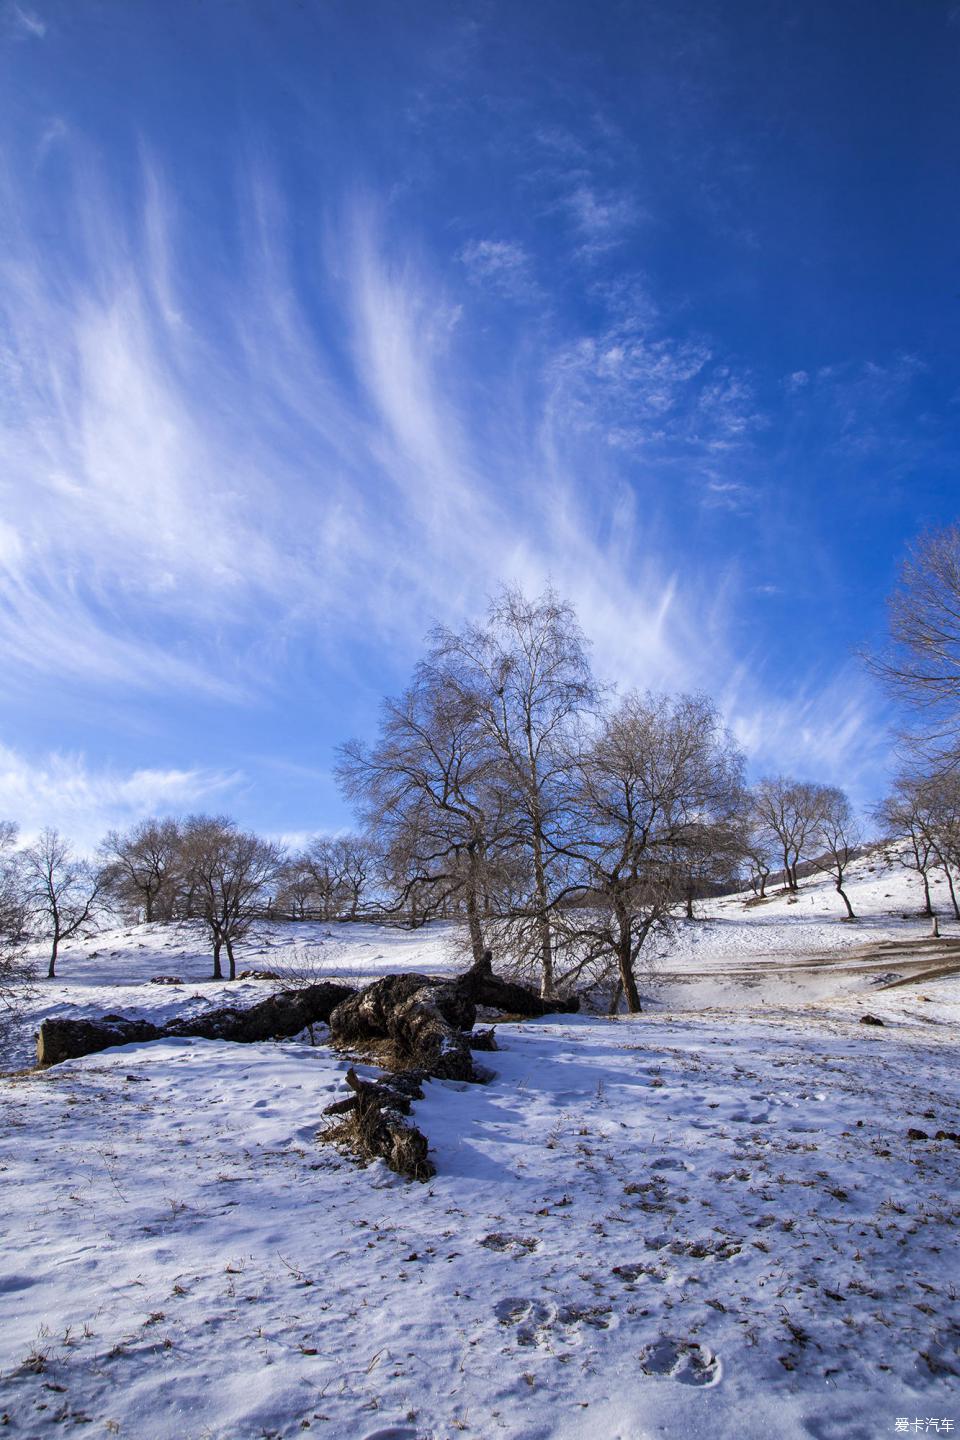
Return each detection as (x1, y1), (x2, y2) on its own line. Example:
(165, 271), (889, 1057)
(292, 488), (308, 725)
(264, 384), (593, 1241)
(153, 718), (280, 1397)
(360, 1429), (421, 1440)
(639, 1338), (722, 1387)
(494, 1296), (554, 1345)
(480, 1233), (539, 1254)
(557, 1303), (614, 1330)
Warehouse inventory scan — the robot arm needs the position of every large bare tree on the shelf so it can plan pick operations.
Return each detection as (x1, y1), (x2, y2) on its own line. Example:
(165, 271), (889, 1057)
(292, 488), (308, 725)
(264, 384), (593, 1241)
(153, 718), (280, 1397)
(337, 663), (510, 962)
(752, 777), (832, 892)
(100, 817), (182, 923)
(430, 585), (597, 996)
(560, 692), (745, 1013)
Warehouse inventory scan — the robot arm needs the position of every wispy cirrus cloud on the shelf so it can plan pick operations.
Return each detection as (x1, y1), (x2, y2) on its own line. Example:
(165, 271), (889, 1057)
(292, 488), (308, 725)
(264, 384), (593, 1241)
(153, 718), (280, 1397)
(5, 3), (45, 39)
(564, 184), (640, 257)
(459, 238), (540, 302)
(0, 128), (886, 804)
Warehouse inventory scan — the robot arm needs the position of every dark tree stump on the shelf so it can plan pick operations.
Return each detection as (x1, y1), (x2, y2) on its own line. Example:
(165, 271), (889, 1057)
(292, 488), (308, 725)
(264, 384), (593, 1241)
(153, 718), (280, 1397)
(328, 973), (478, 1081)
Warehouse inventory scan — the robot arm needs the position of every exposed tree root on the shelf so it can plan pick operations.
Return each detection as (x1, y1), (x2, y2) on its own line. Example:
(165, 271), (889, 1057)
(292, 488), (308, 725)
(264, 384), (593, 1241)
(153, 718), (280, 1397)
(321, 1067), (435, 1181)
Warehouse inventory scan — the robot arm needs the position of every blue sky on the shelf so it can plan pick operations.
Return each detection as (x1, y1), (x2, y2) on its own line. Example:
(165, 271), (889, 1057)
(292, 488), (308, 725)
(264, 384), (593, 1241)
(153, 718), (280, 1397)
(1, 0), (958, 845)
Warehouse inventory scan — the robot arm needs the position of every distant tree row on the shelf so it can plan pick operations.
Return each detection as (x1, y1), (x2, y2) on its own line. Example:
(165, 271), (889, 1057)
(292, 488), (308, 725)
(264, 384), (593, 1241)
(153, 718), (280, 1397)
(0, 818), (375, 985)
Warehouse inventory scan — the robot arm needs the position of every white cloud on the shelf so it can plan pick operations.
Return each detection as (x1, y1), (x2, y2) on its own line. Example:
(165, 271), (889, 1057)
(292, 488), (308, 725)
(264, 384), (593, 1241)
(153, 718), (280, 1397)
(459, 238), (538, 301)
(0, 745), (240, 848)
(8, 4), (45, 39)
(722, 665), (892, 814)
(702, 478), (752, 511)
(564, 185), (639, 257)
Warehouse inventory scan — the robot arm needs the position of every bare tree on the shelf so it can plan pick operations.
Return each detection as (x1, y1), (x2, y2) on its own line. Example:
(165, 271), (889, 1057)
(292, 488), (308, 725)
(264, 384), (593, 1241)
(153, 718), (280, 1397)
(0, 822), (33, 1033)
(0, 821), (26, 942)
(21, 829), (107, 979)
(337, 664), (509, 961)
(430, 585), (597, 996)
(868, 523), (960, 770)
(674, 819), (745, 919)
(299, 835), (377, 920)
(100, 817), (182, 923)
(180, 816), (283, 979)
(814, 788), (862, 919)
(873, 777), (939, 917)
(926, 776), (960, 921)
(742, 821), (775, 899)
(274, 854), (318, 920)
(335, 835), (376, 918)
(752, 777), (832, 892)
(560, 693), (745, 1013)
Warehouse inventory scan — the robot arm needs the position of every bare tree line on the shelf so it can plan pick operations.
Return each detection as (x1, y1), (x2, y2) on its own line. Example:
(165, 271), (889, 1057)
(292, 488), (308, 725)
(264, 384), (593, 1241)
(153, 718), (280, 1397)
(5, 529), (960, 1018)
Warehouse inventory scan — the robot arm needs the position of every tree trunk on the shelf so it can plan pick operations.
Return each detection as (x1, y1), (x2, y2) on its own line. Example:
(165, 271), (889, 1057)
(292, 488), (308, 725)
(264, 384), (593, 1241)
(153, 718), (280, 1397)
(531, 833), (554, 999)
(685, 890), (695, 920)
(47, 931), (59, 981)
(329, 972), (478, 1081)
(836, 879), (855, 919)
(465, 843), (487, 963)
(145, 891), (154, 924)
(225, 935), (236, 980)
(465, 889), (486, 964)
(921, 870), (934, 916)
(37, 981), (356, 1067)
(616, 913), (642, 1014)
(943, 865), (960, 921)
(211, 937), (223, 981)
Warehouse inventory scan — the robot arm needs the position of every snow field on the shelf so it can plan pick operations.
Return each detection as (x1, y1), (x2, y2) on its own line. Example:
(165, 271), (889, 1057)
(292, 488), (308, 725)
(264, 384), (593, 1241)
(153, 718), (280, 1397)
(1, 844), (959, 1437)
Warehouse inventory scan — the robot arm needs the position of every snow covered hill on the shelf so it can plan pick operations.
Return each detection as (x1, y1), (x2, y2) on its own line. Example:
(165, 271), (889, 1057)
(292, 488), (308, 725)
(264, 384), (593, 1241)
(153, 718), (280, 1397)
(1, 845), (958, 1438)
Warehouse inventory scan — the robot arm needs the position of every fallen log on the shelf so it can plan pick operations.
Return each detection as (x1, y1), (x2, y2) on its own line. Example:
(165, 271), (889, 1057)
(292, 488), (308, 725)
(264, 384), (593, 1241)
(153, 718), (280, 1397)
(461, 951), (580, 1017)
(36, 981), (356, 1067)
(36, 1016), (164, 1067)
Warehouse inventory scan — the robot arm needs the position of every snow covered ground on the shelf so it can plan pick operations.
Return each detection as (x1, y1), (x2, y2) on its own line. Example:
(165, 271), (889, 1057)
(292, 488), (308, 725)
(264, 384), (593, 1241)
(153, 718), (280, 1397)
(2, 848), (959, 1438)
